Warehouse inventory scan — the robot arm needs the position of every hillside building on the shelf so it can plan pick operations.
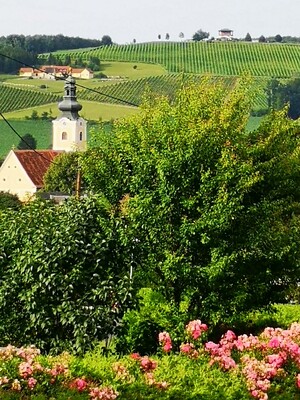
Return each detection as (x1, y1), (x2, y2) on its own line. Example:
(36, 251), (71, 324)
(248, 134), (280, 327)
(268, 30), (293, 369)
(19, 66), (94, 80)
(218, 28), (234, 41)
(0, 75), (86, 201)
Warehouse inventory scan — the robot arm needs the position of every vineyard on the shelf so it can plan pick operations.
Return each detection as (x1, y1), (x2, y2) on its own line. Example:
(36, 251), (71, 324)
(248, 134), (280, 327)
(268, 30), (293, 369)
(55, 41), (300, 78)
(78, 73), (270, 111)
(2, 41), (300, 118)
(0, 84), (60, 113)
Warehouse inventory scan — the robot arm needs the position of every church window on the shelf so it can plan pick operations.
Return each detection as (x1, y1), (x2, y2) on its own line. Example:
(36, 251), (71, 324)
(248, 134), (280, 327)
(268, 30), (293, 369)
(62, 131), (68, 140)
(79, 132), (83, 141)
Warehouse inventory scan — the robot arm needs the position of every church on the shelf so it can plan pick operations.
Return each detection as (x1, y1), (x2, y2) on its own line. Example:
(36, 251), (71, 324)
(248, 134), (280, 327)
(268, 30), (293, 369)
(0, 76), (86, 201)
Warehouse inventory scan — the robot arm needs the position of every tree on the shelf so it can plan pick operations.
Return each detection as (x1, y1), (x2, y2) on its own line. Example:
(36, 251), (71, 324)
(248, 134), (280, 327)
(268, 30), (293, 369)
(81, 78), (300, 327)
(17, 133), (37, 150)
(244, 32), (252, 42)
(258, 35), (266, 43)
(0, 191), (21, 210)
(43, 152), (82, 194)
(165, 33), (170, 40)
(158, 34), (161, 40)
(275, 34), (283, 43)
(101, 35), (113, 46)
(0, 197), (133, 353)
(192, 29), (209, 41)
(179, 32), (184, 40)
(266, 77), (300, 119)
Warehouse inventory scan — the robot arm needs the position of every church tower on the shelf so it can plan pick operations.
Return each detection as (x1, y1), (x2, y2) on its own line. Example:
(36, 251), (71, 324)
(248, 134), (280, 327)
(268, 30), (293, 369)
(52, 75), (87, 152)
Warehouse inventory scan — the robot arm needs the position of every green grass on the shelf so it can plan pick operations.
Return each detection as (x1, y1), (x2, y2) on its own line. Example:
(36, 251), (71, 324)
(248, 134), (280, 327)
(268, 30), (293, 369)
(0, 120), (52, 159)
(3, 101), (139, 122)
(99, 61), (166, 79)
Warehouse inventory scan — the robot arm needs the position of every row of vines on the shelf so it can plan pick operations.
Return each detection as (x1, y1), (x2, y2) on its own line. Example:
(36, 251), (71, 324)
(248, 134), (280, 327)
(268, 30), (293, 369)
(55, 41), (300, 78)
(0, 84), (60, 113)
(78, 73), (269, 111)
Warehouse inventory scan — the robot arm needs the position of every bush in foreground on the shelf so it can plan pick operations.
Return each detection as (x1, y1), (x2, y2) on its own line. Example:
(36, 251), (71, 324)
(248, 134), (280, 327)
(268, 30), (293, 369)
(0, 320), (299, 399)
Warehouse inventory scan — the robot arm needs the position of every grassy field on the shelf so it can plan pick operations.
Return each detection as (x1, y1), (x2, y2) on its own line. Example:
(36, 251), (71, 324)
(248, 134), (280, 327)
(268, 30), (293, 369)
(0, 120), (52, 159)
(3, 100), (139, 121)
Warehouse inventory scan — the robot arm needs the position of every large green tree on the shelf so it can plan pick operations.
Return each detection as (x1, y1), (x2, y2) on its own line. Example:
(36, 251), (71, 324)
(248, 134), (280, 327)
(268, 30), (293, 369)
(43, 152), (82, 194)
(81, 78), (300, 326)
(0, 197), (133, 353)
(266, 77), (300, 119)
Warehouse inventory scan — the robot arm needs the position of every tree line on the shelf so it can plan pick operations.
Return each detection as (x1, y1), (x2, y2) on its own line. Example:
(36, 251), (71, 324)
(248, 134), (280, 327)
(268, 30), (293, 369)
(0, 34), (112, 74)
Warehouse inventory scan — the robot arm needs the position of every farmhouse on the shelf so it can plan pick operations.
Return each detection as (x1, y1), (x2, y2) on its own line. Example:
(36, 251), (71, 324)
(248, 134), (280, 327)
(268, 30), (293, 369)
(0, 75), (87, 201)
(19, 66), (94, 80)
(218, 28), (234, 41)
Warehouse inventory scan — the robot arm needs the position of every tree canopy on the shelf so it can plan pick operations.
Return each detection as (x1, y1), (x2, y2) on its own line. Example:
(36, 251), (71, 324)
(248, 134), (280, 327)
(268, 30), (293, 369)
(266, 77), (300, 119)
(81, 77), (300, 326)
(0, 197), (133, 353)
(192, 29), (209, 41)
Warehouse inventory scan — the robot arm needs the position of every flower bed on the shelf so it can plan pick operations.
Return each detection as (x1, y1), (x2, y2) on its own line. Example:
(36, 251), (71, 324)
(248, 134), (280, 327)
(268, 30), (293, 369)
(0, 321), (299, 399)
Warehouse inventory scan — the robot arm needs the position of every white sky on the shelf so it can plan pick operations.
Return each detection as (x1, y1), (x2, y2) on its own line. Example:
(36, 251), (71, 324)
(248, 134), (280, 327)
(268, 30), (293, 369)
(1, 0), (299, 44)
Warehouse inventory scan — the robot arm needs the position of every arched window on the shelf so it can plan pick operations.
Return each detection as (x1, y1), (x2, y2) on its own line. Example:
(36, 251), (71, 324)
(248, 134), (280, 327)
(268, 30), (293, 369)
(62, 131), (68, 140)
(79, 132), (83, 141)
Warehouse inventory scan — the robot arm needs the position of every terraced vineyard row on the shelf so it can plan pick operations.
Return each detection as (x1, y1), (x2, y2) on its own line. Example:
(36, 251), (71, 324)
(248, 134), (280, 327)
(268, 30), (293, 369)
(55, 41), (300, 78)
(0, 84), (61, 113)
(78, 73), (269, 111)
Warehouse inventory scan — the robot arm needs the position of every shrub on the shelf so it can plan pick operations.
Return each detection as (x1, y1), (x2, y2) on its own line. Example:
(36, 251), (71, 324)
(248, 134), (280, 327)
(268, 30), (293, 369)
(0, 196), (134, 354)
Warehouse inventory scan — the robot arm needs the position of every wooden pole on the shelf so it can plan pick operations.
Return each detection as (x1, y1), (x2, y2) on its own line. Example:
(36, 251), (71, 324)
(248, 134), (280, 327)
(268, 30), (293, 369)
(76, 168), (81, 199)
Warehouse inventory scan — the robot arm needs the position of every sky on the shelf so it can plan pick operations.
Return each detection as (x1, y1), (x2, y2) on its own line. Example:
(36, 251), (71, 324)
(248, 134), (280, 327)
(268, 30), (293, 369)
(1, 0), (299, 44)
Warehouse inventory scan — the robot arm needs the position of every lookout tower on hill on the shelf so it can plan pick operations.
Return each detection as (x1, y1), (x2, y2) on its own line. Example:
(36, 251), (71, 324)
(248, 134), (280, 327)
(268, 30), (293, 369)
(52, 75), (87, 152)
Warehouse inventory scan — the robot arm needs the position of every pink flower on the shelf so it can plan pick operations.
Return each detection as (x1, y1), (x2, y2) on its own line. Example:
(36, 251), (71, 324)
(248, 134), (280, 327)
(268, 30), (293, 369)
(89, 386), (118, 400)
(180, 343), (194, 354)
(158, 331), (171, 343)
(70, 377), (88, 392)
(158, 331), (172, 352)
(19, 361), (33, 378)
(268, 337), (280, 348)
(27, 377), (37, 390)
(186, 320), (208, 340)
(223, 330), (237, 342)
(130, 352), (141, 360)
(205, 341), (220, 355)
(139, 356), (157, 372)
(163, 341), (172, 352)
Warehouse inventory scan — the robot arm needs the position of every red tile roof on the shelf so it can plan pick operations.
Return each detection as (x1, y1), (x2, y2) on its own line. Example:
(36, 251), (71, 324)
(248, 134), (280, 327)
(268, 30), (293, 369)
(14, 150), (62, 188)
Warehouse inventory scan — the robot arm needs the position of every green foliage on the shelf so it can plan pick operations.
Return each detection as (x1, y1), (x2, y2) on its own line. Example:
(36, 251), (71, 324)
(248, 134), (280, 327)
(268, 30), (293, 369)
(0, 196), (133, 354)
(244, 33), (252, 42)
(81, 78), (300, 327)
(43, 152), (82, 194)
(115, 288), (187, 355)
(0, 191), (21, 210)
(267, 77), (300, 119)
(192, 29), (210, 41)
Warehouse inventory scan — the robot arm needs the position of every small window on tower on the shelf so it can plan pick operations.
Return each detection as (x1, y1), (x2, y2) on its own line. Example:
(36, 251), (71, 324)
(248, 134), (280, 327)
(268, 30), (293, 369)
(79, 132), (83, 141)
(62, 131), (68, 140)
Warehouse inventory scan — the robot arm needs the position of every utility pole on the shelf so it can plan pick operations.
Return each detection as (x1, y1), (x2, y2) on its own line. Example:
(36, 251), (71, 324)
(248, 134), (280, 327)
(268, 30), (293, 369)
(75, 167), (81, 199)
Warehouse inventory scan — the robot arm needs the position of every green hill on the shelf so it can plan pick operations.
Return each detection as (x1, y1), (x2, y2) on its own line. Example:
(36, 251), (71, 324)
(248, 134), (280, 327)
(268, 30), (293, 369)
(54, 41), (300, 78)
